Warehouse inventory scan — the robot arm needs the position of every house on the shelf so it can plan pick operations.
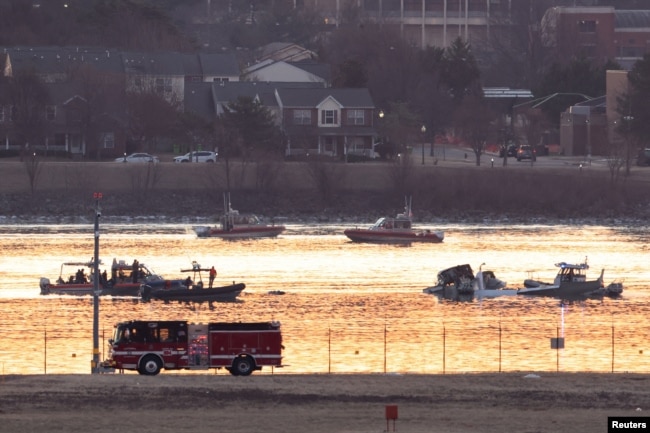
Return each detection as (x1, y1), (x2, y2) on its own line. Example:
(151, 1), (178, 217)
(276, 87), (378, 160)
(242, 59), (330, 85)
(254, 42), (316, 63)
(1, 47), (242, 157)
(210, 81), (324, 122)
(209, 83), (378, 159)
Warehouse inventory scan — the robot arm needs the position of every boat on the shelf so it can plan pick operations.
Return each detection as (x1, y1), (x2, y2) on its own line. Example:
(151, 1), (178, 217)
(344, 198), (444, 244)
(140, 282), (246, 303)
(423, 263), (514, 301)
(193, 193), (285, 239)
(39, 258), (186, 296)
(140, 261), (245, 303)
(519, 258), (606, 299)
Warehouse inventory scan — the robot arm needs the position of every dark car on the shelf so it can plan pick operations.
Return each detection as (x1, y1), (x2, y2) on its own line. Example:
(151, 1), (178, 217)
(499, 144), (517, 158)
(516, 145), (536, 161)
(637, 148), (650, 166)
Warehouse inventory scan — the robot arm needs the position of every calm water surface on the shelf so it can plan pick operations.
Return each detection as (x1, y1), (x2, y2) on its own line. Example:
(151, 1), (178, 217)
(1, 222), (649, 375)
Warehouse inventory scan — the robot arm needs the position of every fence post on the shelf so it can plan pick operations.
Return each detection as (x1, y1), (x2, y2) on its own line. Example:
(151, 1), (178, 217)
(556, 326), (560, 373)
(499, 322), (502, 373)
(611, 324), (615, 373)
(44, 328), (47, 374)
(328, 327), (331, 374)
(384, 323), (388, 374)
(442, 324), (446, 374)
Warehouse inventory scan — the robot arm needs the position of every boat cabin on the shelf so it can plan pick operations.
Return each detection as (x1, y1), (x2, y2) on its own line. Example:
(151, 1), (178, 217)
(555, 262), (588, 284)
(372, 215), (412, 230)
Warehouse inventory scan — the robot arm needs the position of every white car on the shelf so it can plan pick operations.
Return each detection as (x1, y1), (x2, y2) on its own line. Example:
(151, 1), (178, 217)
(115, 153), (159, 163)
(173, 151), (217, 163)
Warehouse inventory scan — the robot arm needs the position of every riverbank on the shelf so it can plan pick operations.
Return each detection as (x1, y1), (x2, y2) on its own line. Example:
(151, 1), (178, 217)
(1, 157), (650, 223)
(0, 373), (646, 433)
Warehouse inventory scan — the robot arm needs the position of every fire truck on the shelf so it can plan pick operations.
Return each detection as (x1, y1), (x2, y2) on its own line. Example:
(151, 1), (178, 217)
(104, 320), (283, 376)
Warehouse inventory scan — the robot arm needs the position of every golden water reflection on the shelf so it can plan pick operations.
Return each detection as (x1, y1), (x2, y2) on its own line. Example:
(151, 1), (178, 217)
(0, 223), (649, 374)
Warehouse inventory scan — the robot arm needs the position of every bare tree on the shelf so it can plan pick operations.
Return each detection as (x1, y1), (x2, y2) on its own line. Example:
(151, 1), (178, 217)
(304, 157), (346, 206)
(7, 72), (49, 159)
(387, 149), (417, 198)
(126, 90), (180, 154)
(23, 151), (41, 195)
(453, 95), (495, 166)
(70, 64), (126, 160)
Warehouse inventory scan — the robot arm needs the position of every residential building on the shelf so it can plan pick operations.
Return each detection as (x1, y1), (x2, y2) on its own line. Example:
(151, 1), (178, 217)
(541, 6), (650, 69)
(276, 87), (378, 159)
(242, 59), (330, 85)
(0, 47), (240, 157)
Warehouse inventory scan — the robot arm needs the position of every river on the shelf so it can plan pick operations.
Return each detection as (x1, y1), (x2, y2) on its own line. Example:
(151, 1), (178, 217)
(0, 221), (649, 375)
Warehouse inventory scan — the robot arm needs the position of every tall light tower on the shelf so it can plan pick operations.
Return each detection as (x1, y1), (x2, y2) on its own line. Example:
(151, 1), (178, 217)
(421, 125), (426, 165)
(92, 192), (102, 374)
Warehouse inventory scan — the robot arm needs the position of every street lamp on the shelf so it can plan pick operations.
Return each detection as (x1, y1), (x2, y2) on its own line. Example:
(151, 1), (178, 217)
(92, 192), (102, 374)
(623, 115), (634, 175)
(586, 118), (591, 165)
(421, 125), (426, 165)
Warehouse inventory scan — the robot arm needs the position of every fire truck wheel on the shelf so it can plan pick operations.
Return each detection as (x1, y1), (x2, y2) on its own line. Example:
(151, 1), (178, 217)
(231, 356), (254, 376)
(138, 355), (162, 376)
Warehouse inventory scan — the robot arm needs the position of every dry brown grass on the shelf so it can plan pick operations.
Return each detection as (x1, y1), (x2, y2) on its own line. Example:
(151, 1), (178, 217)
(0, 373), (647, 432)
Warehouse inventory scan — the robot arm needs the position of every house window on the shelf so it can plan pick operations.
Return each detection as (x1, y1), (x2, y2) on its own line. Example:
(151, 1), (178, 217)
(155, 78), (172, 94)
(46, 106), (56, 121)
(321, 109), (338, 125)
(0, 107), (4, 123)
(347, 109), (365, 125)
(134, 77), (142, 87)
(293, 109), (312, 125)
(578, 20), (596, 33)
(213, 77), (230, 82)
(102, 132), (115, 149)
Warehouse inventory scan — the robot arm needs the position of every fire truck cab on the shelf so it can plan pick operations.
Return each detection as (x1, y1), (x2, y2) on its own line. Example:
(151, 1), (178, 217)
(105, 320), (283, 376)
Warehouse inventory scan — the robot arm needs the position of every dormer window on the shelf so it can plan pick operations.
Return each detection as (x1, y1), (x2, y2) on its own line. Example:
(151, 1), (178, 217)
(322, 109), (338, 125)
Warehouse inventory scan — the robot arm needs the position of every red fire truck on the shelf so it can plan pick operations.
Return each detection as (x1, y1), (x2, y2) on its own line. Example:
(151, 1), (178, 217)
(104, 320), (283, 376)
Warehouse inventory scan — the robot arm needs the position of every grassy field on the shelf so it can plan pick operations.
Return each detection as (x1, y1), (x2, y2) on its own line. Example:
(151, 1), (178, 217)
(0, 373), (647, 433)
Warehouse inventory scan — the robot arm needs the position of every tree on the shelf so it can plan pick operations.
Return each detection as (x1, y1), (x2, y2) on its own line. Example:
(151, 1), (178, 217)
(441, 37), (482, 105)
(376, 101), (422, 159)
(221, 96), (282, 160)
(126, 90), (179, 153)
(70, 63), (126, 160)
(6, 71), (49, 158)
(534, 57), (616, 129)
(453, 94), (495, 166)
(627, 54), (650, 147)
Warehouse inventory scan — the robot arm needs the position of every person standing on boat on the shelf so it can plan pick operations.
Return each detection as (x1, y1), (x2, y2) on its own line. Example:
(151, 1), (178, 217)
(209, 266), (217, 289)
(132, 259), (139, 283)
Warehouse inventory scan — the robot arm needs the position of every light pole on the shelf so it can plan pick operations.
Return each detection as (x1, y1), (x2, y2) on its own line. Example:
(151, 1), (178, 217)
(92, 192), (102, 374)
(421, 125), (426, 165)
(586, 117), (591, 165)
(623, 115), (634, 175)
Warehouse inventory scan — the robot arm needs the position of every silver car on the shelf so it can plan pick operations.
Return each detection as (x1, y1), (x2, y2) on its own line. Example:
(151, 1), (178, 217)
(173, 151), (217, 163)
(115, 153), (159, 163)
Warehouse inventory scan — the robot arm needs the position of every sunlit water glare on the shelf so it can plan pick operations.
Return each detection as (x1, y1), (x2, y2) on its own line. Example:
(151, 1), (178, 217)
(0, 222), (649, 375)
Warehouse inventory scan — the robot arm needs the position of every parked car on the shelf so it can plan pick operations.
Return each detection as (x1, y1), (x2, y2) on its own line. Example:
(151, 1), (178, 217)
(499, 144), (517, 158)
(115, 153), (159, 163)
(516, 145), (536, 161)
(637, 148), (650, 166)
(173, 151), (217, 163)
